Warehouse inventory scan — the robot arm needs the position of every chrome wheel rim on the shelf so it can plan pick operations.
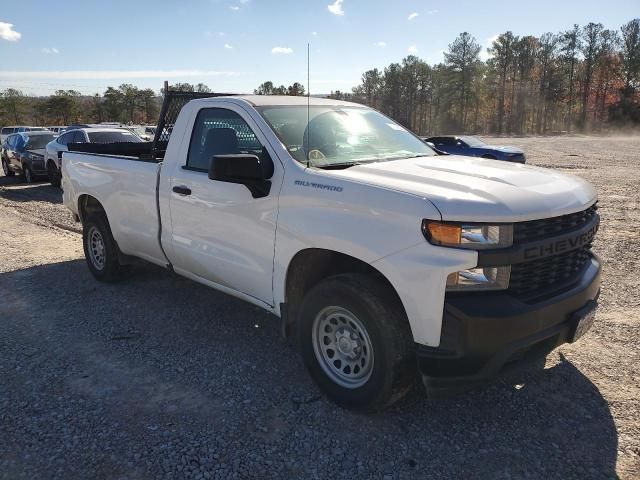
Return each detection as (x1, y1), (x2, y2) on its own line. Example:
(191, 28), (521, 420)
(87, 226), (106, 270)
(312, 306), (374, 389)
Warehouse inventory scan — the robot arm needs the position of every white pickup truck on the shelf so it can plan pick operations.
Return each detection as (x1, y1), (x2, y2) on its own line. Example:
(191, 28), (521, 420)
(62, 94), (601, 410)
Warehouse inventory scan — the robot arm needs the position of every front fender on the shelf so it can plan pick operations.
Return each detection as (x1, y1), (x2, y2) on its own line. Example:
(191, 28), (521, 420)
(272, 167), (443, 323)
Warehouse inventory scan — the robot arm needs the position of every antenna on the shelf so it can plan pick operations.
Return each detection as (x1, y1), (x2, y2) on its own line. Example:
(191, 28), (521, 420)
(307, 42), (310, 169)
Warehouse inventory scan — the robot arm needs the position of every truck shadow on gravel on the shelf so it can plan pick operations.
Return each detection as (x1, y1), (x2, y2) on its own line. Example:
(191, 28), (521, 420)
(0, 259), (619, 478)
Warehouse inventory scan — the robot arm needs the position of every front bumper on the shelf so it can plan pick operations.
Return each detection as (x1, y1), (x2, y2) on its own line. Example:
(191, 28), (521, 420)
(417, 255), (601, 395)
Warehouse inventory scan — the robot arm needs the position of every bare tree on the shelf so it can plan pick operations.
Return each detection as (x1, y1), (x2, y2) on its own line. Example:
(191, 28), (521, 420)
(580, 23), (605, 129)
(489, 32), (517, 134)
(560, 25), (581, 133)
(620, 18), (640, 89)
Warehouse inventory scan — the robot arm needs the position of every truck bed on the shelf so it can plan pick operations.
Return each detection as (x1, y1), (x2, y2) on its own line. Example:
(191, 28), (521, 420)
(62, 151), (168, 267)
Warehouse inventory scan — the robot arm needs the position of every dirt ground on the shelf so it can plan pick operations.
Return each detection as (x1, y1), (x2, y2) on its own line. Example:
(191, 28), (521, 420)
(0, 135), (638, 479)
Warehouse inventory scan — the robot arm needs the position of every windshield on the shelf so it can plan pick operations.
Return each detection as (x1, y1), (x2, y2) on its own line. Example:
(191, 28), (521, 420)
(258, 106), (435, 167)
(460, 136), (486, 147)
(88, 130), (143, 143)
(25, 134), (56, 149)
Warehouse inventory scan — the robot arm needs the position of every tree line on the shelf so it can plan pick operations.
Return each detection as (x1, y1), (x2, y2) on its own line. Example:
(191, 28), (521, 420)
(331, 18), (640, 135)
(0, 79), (310, 127)
(2, 18), (638, 135)
(0, 84), (162, 126)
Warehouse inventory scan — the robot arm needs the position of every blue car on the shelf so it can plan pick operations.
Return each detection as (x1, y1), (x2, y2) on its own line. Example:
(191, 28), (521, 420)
(424, 136), (526, 163)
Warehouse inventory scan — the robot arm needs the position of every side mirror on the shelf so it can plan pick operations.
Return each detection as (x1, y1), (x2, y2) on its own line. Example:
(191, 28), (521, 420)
(208, 151), (273, 198)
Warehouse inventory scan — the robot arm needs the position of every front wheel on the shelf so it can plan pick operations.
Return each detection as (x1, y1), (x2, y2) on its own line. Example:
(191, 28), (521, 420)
(23, 164), (34, 183)
(298, 274), (416, 411)
(47, 161), (61, 187)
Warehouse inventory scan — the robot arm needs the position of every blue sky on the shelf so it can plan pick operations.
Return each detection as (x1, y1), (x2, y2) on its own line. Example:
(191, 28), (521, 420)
(0, 0), (637, 96)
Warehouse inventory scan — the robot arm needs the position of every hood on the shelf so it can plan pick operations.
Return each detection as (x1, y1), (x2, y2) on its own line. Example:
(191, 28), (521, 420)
(483, 145), (523, 154)
(326, 155), (597, 223)
(26, 148), (45, 157)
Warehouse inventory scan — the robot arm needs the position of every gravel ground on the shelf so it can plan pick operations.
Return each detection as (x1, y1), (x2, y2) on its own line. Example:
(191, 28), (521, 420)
(0, 136), (638, 479)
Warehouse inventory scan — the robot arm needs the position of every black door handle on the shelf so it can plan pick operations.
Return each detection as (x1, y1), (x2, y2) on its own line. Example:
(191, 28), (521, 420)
(172, 186), (191, 195)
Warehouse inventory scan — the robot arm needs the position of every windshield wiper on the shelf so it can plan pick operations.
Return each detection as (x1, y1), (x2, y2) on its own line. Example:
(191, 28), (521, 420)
(379, 154), (432, 162)
(315, 161), (364, 170)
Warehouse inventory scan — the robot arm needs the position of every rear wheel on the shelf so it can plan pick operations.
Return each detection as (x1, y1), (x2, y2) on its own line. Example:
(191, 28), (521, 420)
(82, 213), (129, 282)
(298, 274), (415, 411)
(47, 161), (61, 187)
(2, 157), (15, 177)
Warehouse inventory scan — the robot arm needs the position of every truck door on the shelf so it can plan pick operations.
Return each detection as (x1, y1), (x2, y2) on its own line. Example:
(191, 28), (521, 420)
(164, 105), (281, 306)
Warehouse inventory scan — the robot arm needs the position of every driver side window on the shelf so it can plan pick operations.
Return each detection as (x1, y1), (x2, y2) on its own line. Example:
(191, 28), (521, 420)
(58, 133), (71, 145)
(186, 108), (263, 171)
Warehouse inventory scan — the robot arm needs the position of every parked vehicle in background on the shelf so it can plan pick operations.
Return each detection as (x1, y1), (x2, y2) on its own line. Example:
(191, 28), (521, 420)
(424, 136), (527, 163)
(1, 131), (57, 182)
(142, 126), (157, 141)
(128, 126), (154, 141)
(62, 93), (600, 411)
(1, 126), (49, 143)
(46, 126), (67, 134)
(45, 127), (144, 187)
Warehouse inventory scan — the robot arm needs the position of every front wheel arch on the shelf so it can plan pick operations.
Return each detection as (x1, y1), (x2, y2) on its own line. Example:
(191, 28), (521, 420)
(282, 248), (411, 340)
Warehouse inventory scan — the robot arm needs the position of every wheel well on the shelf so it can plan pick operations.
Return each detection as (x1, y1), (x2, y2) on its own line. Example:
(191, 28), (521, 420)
(77, 194), (106, 224)
(282, 248), (408, 338)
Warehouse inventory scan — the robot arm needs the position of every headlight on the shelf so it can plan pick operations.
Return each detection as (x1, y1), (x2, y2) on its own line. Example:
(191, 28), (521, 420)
(446, 266), (511, 291)
(422, 220), (513, 291)
(422, 221), (513, 250)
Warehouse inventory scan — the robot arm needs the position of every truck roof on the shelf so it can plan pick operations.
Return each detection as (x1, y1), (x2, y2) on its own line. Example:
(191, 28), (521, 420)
(198, 95), (361, 108)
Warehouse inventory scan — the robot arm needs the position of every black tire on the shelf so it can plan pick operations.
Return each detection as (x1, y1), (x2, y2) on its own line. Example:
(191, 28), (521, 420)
(82, 213), (128, 282)
(2, 157), (15, 177)
(23, 164), (34, 183)
(298, 274), (416, 411)
(47, 161), (61, 187)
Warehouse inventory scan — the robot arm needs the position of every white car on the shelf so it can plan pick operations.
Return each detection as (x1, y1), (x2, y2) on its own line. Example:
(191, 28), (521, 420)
(46, 126), (67, 134)
(45, 127), (143, 187)
(62, 95), (600, 410)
